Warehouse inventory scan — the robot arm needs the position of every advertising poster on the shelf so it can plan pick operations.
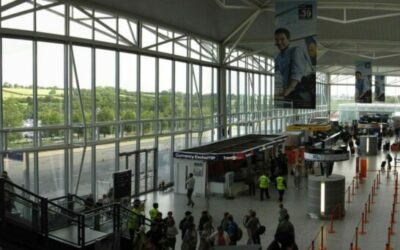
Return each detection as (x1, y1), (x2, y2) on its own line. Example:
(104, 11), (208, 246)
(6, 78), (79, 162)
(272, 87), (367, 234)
(274, 0), (317, 109)
(355, 61), (372, 103)
(374, 75), (385, 102)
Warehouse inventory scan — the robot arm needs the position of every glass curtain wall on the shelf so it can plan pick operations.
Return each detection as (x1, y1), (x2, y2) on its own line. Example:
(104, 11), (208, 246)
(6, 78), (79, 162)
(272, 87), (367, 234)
(0, 0), (327, 199)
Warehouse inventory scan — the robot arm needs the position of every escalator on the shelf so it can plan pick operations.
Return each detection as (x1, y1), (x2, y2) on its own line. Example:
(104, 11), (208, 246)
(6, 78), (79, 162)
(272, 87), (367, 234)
(0, 178), (153, 250)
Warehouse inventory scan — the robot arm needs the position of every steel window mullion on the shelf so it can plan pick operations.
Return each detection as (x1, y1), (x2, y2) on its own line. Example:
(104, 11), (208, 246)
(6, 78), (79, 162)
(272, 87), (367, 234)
(154, 57), (159, 183)
(0, 36), (2, 172)
(32, 39), (39, 194)
(91, 47), (96, 199)
(136, 54), (141, 151)
(170, 60), (175, 183)
(115, 51), (120, 172)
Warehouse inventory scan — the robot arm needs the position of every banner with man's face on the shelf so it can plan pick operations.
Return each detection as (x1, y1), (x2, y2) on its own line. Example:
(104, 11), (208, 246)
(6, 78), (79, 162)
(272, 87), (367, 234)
(274, 0), (317, 109)
(355, 61), (372, 103)
(374, 75), (385, 102)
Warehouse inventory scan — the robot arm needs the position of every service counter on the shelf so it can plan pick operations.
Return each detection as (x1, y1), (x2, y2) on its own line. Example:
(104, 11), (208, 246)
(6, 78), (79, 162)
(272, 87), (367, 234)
(173, 134), (287, 197)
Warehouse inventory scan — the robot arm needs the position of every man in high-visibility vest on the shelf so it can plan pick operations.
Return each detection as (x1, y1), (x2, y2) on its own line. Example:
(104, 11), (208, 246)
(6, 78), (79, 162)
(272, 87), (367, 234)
(149, 203), (159, 220)
(128, 200), (142, 242)
(259, 173), (270, 200)
(276, 175), (287, 202)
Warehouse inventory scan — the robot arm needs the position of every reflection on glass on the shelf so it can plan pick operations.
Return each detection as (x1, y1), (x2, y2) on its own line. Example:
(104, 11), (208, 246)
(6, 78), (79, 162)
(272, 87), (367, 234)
(96, 144), (115, 200)
(158, 136), (171, 183)
(73, 147), (92, 196)
(38, 150), (65, 198)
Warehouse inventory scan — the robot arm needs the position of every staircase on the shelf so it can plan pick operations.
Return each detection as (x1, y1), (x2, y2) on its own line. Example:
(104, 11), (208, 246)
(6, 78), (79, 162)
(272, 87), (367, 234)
(0, 178), (150, 250)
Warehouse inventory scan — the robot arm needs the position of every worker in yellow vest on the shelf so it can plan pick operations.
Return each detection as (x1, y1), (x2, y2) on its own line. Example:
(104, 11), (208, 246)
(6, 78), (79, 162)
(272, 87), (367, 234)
(275, 175), (287, 202)
(149, 203), (159, 220)
(258, 173), (270, 200)
(128, 200), (142, 242)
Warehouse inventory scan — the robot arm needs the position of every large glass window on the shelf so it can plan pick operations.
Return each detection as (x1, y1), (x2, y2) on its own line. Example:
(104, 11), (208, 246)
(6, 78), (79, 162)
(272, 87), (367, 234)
(140, 56), (156, 121)
(96, 49), (116, 139)
(71, 45), (92, 142)
(2, 39), (33, 148)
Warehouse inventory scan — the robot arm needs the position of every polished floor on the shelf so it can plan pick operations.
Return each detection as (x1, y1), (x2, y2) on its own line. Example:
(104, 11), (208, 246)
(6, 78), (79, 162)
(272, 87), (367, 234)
(138, 149), (400, 250)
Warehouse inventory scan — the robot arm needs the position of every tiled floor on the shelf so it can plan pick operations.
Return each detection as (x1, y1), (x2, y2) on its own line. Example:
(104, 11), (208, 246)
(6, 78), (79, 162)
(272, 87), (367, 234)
(138, 149), (400, 250)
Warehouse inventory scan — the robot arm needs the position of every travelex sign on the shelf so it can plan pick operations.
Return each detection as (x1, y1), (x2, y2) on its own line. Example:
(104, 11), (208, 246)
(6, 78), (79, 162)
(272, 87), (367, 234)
(173, 151), (256, 161)
(173, 152), (217, 160)
(304, 151), (349, 162)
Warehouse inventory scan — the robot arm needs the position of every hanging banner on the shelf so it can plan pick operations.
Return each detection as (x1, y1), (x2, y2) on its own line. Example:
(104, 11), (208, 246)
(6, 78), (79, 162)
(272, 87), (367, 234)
(355, 61), (372, 103)
(274, 0), (317, 109)
(374, 75), (385, 102)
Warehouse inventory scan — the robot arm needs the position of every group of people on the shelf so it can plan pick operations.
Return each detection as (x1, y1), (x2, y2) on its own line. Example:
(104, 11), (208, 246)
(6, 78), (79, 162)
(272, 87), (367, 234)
(129, 202), (297, 250)
(245, 151), (293, 202)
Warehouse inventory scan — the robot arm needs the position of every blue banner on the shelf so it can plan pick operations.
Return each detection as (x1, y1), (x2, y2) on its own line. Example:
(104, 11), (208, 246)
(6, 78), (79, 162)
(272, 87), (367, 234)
(274, 0), (317, 109)
(374, 75), (385, 102)
(355, 61), (372, 103)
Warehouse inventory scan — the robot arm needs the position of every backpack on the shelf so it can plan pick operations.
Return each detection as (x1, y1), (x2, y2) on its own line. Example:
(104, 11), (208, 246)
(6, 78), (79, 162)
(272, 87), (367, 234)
(256, 225), (266, 235)
(235, 227), (243, 241)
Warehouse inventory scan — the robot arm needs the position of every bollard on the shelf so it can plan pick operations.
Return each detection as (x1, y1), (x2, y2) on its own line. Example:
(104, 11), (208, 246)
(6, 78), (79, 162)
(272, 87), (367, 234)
(368, 195), (371, 213)
(319, 226), (326, 250)
(356, 176), (359, 189)
(373, 180), (376, 194)
(364, 204), (368, 223)
(348, 187), (351, 203)
(355, 227), (359, 250)
(360, 212), (366, 234)
(328, 213), (335, 233)
(352, 180), (355, 195)
(371, 189), (375, 204)
(388, 227), (391, 244)
(311, 240), (315, 250)
(376, 175), (380, 189)
(350, 242), (353, 250)
(391, 212), (395, 226)
(378, 171), (381, 184)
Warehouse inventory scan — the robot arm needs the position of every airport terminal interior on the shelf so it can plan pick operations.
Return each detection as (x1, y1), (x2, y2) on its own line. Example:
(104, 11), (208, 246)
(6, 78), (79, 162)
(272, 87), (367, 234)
(1, 0), (400, 249)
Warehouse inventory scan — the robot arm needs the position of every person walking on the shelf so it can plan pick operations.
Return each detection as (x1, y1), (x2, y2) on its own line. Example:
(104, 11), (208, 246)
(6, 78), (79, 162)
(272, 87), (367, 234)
(244, 210), (261, 245)
(278, 203), (288, 222)
(245, 166), (256, 196)
(149, 203), (159, 221)
(181, 223), (197, 250)
(186, 173), (195, 207)
(259, 173), (270, 200)
(387, 152), (393, 170)
(276, 174), (287, 202)
(128, 200), (142, 242)
(209, 226), (230, 246)
(293, 161), (302, 190)
(274, 214), (298, 250)
(165, 219), (179, 250)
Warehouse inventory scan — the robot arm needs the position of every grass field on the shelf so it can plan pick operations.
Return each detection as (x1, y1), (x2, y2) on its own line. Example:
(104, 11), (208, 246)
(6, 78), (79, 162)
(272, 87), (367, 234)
(3, 88), (64, 99)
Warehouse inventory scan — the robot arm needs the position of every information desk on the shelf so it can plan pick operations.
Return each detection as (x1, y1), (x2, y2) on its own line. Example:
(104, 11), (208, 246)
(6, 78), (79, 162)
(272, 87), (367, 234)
(173, 134), (287, 197)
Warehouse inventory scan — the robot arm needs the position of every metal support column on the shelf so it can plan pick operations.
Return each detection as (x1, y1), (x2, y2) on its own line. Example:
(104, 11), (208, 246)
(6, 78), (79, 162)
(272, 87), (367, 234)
(218, 43), (227, 140)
